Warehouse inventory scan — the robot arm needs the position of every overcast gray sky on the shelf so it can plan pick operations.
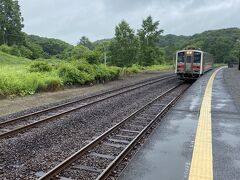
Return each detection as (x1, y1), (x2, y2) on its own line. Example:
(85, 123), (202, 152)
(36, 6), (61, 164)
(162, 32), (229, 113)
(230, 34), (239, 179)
(18, 0), (240, 44)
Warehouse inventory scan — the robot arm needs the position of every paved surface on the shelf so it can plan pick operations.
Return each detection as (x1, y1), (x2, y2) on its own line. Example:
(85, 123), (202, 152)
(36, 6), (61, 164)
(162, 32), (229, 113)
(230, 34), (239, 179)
(212, 68), (240, 180)
(119, 68), (240, 180)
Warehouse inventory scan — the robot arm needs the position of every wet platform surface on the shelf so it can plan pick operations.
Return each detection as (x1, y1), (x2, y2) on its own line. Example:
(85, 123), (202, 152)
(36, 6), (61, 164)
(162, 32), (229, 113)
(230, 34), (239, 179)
(119, 68), (240, 180)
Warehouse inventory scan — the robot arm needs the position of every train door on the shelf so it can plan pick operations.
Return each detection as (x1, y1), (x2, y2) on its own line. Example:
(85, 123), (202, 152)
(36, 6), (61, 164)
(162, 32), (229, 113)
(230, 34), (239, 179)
(185, 52), (193, 72)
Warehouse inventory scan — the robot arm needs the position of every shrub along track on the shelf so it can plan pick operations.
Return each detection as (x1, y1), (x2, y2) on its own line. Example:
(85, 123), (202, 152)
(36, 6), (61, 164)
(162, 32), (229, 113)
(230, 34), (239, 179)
(0, 74), (181, 179)
(0, 74), (175, 139)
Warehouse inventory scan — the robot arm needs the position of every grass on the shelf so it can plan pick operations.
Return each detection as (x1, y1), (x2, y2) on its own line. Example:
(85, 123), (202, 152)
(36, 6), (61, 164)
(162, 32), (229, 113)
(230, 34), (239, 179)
(214, 63), (227, 68)
(0, 52), (172, 97)
(0, 52), (62, 96)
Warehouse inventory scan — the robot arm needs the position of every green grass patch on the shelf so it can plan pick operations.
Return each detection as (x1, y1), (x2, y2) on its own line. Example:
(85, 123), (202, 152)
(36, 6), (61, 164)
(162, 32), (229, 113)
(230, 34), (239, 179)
(121, 64), (173, 75)
(214, 63), (227, 68)
(0, 52), (172, 97)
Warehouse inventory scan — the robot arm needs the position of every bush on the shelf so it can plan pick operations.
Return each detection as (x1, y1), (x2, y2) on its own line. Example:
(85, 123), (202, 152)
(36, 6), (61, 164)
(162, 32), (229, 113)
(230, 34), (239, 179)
(29, 61), (53, 72)
(94, 64), (121, 82)
(124, 64), (142, 74)
(107, 66), (121, 79)
(58, 63), (91, 85)
(72, 59), (95, 75)
(0, 45), (12, 54)
(0, 70), (62, 96)
(37, 76), (62, 92)
(18, 45), (33, 59)
(10, 45), (21, 56)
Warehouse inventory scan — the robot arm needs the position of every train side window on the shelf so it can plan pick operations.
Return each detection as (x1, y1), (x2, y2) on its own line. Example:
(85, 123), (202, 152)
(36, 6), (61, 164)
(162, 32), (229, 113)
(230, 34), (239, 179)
(194, 52), (201, 63)
(177, 52), (184, 63)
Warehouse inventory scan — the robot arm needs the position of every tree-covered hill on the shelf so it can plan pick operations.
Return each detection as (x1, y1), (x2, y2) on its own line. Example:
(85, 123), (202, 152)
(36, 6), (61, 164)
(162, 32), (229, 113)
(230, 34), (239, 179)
(26, 35), (73, 57)
(160, 28), (240, 63)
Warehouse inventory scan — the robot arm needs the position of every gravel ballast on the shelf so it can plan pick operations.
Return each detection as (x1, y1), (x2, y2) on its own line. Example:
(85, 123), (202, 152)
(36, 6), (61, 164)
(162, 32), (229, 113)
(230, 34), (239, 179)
(0, 77), (180, 179)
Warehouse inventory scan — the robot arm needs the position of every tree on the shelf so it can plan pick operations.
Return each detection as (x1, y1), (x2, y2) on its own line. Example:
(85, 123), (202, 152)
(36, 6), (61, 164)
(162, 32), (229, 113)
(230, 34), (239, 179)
(137, 16), (164, 66)
(78, 36), (94, 50)
(25, 34), (73, 57)
(109, 20), (138, 67)
(0, 0), (24, 45)
(94, 41), (111, 65)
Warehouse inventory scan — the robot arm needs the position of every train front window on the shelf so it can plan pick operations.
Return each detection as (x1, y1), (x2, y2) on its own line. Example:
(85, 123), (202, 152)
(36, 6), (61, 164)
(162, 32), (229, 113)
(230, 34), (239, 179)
(186, 56), (191, 63)
(194, 52), (201, 63)
(177, 52), (184, 63)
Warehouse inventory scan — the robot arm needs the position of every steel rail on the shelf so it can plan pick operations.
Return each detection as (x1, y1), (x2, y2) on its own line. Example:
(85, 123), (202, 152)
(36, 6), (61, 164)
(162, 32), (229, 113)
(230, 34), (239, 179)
(0, 75), (175, 139)
(0, 74), (174, 128)
(96, 85), (189, 180)
(38, 83), (186, 180)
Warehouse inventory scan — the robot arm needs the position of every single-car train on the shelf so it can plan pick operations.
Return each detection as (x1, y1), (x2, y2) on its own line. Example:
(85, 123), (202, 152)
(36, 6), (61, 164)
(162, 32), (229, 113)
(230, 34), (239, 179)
(175, 48), (213, 80)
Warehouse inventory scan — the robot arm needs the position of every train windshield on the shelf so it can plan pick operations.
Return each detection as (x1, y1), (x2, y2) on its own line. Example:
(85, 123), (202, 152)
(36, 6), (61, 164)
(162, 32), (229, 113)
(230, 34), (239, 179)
(194, 52), (201, 63)
(177, 52), (185, 63)
(186, 56), (191, 63)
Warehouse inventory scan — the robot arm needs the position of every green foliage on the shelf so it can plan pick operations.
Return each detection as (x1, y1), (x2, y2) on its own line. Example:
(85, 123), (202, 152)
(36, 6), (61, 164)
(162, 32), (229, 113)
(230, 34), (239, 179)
(29, 61), (53, 72)
(61, 45), (100, 64)
(0, 0), (24, 45)
(0, 68), (62, 96)
(94, 41), (110, 64)
(78, 36), (94, 50)
(109, 20), (138, 67)
(122, 64), (172, 75)
(0, 51), (30, 65)
(25, 34), (73, 57)
(0, 44), (12, 54)
(107, 17), (165, 67)
(160, 28), (240, 63)
(10, 44), (21, 56)
(0, 51), (172, 97)
(137, 16), (164, 66)
(94, 64), (120, 82)
(58, 63), (92, 85)
(26, 41), (44, 59)
(18, 45), (33, 59)
(123, 64), (142, 74)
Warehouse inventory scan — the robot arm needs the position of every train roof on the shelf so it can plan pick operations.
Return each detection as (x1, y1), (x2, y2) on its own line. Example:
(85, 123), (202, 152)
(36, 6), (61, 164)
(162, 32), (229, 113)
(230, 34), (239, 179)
(176, 49), (212, 55)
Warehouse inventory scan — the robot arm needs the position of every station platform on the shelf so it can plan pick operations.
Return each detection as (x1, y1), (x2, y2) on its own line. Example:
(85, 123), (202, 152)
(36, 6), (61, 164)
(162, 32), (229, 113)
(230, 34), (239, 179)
(119, 67), (240, 180)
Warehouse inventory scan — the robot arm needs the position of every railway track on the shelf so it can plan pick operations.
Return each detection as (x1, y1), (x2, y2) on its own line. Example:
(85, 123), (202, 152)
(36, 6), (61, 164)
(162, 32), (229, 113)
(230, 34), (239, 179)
(38, 83), (190, 180)
(0, 74), (175, 139)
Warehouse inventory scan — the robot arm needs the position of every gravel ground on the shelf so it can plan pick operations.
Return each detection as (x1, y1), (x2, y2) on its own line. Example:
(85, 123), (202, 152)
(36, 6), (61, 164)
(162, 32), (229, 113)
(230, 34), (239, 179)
(223, 67), (240, 112)
(50, 84), (189, 180)
(0, 71), (172, 117)
(0, 77), (180, 179)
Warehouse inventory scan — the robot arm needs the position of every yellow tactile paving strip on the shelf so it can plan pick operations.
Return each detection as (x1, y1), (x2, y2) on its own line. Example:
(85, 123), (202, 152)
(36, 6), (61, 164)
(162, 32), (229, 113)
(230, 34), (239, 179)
(188, 68), (224, 180)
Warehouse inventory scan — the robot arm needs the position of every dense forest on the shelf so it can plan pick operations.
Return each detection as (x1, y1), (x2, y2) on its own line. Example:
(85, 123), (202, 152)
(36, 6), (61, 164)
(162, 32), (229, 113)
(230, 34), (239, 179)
(160, 28), (240, 64)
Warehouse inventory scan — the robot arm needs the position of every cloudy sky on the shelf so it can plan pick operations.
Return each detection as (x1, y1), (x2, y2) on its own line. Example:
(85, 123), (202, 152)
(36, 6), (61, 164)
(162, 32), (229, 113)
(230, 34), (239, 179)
(18, 0), (240, 44)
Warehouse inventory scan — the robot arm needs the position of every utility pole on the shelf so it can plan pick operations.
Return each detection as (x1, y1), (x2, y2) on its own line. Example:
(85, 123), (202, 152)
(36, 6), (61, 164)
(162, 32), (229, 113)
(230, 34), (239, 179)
(3, 27), (6, 44)
(237, 39), (240, 70)
(102, 43), (107, 66)
(104, 50), (107, 66)
(238, 50), (240, 70)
